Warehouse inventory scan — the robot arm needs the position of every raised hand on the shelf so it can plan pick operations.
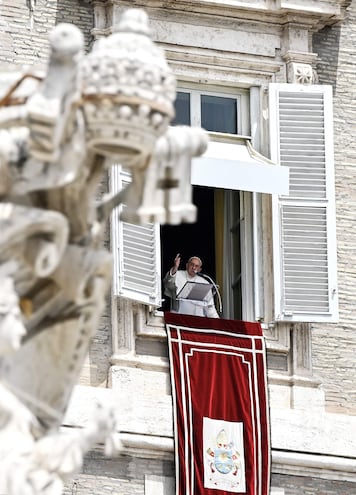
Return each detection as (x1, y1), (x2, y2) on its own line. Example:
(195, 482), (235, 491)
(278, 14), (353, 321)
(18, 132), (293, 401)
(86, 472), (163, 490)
(172, 253), (181, 274)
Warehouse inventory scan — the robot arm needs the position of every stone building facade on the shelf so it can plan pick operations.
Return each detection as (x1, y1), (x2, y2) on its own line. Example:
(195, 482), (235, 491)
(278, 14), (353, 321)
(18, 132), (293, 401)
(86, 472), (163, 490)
(312, 7), (356, 416)
(0, 1), (355, 494)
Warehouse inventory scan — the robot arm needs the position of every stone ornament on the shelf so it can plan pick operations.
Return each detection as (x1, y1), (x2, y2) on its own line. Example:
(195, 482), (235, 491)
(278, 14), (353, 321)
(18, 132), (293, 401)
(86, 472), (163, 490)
(81, 8), (176, 164)
(0, 8), (206, 494)
(119, 126), (208, 225)
(287, 62), (314, 84)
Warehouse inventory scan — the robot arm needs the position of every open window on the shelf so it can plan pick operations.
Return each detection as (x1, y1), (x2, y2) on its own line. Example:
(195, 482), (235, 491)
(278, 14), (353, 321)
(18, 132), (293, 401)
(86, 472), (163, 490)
(110, 83), (336, 324)
(160, 86), (253, 319)
(110, 84), (289, 322)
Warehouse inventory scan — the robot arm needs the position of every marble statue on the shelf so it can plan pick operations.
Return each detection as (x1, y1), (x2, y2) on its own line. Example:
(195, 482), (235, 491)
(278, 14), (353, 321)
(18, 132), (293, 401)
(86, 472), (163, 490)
(0, 8), (208, 494)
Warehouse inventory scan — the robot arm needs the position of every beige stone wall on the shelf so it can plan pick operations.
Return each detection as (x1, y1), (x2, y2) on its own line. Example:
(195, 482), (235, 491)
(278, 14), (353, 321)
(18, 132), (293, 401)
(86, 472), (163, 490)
(63, 451), (174, 495)
(271, 473), (356, 495)
(0, 0), (93, 67)
(312, 2), (356, 416)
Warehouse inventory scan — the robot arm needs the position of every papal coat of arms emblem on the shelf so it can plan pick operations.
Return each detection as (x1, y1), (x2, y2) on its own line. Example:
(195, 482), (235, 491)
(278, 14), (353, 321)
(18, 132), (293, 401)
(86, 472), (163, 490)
(203, 417), (246, 492)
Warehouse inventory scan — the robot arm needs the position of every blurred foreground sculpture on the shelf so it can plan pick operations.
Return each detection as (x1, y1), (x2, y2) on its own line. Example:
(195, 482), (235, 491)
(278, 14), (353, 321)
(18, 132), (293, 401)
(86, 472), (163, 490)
(0, 9), (208, 494)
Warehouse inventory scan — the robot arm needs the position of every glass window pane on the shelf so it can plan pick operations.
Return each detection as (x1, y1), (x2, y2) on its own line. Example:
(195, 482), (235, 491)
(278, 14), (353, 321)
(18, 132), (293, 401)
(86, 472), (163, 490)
(172, 92), (191, 125)
(201, 95), (237, 134)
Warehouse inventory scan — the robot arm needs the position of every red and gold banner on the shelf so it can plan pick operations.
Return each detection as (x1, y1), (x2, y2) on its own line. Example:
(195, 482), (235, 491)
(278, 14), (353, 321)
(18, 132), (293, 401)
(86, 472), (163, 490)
(165, 312), (270, 495)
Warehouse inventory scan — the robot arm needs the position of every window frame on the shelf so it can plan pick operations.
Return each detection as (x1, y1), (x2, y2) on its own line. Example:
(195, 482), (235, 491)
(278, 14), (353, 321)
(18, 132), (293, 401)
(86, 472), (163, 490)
(170, 84), (255, 320)
(110, 83), (258, 320)
(175, 83), (251, 136)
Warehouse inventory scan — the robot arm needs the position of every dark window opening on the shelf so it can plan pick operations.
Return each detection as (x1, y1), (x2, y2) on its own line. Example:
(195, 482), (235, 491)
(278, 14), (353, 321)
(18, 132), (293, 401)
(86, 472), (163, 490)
(160, 186), (216, 311)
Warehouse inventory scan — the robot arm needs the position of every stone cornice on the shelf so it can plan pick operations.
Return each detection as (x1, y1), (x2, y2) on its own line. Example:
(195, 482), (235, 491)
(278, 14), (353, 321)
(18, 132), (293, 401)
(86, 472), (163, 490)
(110, 352), (169, 371)
(282, 51), (318, 64)
(86, 0), (351, 31)
(272, 450), (356, 482)
(268, 370), (322, 388)
(62, 425), (356, 481)
(65, 385), (356, 480)
(163, 46), (282, 86)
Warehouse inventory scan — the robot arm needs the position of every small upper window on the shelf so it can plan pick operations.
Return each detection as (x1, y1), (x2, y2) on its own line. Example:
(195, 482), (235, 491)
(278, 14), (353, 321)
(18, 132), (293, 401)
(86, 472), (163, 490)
(172, 86), (249, 135)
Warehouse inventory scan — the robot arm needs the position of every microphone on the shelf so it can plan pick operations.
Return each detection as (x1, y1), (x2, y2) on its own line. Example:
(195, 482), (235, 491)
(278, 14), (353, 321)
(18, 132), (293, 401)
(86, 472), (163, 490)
(196, 273), (223, 314)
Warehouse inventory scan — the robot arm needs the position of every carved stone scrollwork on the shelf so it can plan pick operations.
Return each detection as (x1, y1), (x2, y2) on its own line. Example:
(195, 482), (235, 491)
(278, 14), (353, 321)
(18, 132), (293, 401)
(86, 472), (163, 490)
(120, 126), (208, 225)
(154, 126), (208, 225)
(81, 8), (176, 165)
(0, 7), (207, 493)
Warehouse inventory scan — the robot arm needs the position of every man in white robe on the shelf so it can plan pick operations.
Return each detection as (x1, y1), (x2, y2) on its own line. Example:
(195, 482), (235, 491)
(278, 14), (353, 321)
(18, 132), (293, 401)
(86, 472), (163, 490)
(163, 254), (219, 318)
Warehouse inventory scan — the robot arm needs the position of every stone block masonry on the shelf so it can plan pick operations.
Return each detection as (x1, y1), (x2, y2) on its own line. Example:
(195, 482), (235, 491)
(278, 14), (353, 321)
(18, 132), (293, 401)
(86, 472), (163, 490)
(271, 474), (356, 495)
(63, 451), (175, 494)
(0, 0), (93, 67)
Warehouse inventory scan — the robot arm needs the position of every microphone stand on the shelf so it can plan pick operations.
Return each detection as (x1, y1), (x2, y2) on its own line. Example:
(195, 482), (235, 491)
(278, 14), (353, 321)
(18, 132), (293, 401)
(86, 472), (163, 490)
(196, 272), (223, 315)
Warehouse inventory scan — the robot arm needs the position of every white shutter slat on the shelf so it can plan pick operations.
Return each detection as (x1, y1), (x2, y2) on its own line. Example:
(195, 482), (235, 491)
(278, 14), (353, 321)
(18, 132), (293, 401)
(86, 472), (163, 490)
(270, 84), (338, 322)
(122, 222), (159, 290)
(279, 90), (327, 200)
(282, 204), (329, 314)
(110, 165), (161, 306)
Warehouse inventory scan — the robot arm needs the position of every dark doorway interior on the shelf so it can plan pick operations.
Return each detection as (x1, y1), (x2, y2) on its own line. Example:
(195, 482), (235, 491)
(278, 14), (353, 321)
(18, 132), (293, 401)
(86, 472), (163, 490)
(160, 186), (216, 307)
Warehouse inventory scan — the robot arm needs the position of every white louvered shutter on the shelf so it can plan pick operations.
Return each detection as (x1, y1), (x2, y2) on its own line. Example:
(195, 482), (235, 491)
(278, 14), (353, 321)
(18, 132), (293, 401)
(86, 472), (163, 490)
(110, 165), (162, 306)
(269, 84), (338, 322)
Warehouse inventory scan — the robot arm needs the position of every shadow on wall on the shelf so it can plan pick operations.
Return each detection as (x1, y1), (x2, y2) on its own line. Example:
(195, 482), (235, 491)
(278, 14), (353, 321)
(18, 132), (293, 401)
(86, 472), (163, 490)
(313, 23), (341, 88)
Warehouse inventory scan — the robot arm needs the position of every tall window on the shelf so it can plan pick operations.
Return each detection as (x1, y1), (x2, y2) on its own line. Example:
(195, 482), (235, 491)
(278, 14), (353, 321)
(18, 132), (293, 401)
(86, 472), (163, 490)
(111, 83), (337, 326)
(161, 86), (251, 319)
